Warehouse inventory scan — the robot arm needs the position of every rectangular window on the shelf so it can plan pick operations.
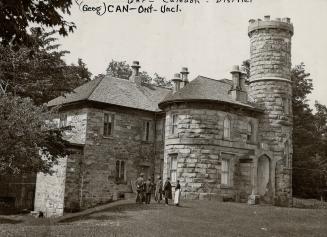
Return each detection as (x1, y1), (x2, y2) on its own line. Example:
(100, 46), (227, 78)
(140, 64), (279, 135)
(283, 98), (289, 114)
(59, 114), (67, 128)
(169, 154), (178, 183)
(115, 160), (126, 182)
(104, 113), (114, 136)
(221, 159), (230, 185)
(143, 121), (150, 141)
(172, 114), (178, 134)
(162, 119), (166, 140)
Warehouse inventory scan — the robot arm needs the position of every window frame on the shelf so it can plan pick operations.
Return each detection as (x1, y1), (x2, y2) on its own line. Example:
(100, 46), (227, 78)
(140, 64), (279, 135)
(223, 117), (231, 140)
(247, 122), (254, 143)
(171, 114), (178, 135)
(282, 98), (289, 115)
(221, 159), (230, 186)
(115, 159), (126, 183)
(143, 120), (151, 142)
(103, 113), (114, 137)
(168, 154), (178, 183)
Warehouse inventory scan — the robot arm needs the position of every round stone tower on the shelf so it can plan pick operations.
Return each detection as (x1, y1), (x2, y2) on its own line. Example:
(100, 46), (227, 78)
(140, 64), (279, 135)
(247, 16), (294, 206)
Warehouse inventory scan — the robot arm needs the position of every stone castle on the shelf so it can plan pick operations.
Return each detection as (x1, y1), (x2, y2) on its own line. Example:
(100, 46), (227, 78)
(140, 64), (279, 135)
(34, 15), (294, 217)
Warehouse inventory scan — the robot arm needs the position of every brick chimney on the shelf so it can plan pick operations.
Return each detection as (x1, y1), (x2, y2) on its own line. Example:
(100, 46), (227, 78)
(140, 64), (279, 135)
(172, 73), (182, 93)
(129, 61), (141, 84)
(230, 65), (247, 103)
(180, 67), (189, 89)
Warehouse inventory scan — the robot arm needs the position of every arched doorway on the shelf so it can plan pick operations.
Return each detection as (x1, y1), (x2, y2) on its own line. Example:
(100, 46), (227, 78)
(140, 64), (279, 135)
(257, 155), (272, 202)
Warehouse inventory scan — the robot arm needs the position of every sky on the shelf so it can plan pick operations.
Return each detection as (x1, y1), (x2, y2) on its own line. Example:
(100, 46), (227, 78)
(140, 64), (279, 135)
(58, 0), (327, 107)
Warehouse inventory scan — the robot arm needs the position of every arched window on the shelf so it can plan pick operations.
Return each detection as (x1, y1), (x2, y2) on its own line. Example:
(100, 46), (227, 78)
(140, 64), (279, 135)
(223, 117), (231, 139)
(247, 122), (253, 142)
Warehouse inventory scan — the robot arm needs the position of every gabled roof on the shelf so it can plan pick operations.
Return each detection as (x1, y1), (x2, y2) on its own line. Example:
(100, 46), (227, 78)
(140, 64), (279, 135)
(159, 76), (260, 110)
(48, 76), (171, 112)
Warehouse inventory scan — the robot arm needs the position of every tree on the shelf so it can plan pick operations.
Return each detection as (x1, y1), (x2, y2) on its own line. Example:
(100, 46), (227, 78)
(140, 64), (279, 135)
(0, 94), (70, 175)
(0, 0), (75, 46)
(0, 28), (91, 105)
(105, 60), (172, 88)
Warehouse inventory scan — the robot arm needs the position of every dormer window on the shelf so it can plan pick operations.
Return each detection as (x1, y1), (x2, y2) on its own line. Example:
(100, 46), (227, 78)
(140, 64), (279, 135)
(223, 117), (231, 139)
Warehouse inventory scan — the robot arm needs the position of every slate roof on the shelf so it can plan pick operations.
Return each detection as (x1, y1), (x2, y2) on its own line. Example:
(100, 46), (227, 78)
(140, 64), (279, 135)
(48, 74), (260, 112)
(47, 76), (171, 112)
(159, 76), (260, 110)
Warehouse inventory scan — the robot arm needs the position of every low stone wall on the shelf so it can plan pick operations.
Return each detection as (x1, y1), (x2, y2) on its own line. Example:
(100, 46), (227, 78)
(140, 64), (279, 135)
(34, 158), (67, 217)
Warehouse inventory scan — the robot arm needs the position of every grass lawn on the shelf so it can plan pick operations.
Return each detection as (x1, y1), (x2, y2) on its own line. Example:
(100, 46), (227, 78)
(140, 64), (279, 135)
(0, 200), (326, 237)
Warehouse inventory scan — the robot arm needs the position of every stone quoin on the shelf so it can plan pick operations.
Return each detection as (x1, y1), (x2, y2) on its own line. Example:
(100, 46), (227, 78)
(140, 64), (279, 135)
(33, 15), (294, 217)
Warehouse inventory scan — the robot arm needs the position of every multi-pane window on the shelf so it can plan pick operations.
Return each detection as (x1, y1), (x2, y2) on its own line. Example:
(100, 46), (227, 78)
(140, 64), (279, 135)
(221, 159), (230, 185)
(115, 160), (126, 182)
(169, 154), (178, 182)
(223, 117), (231, 139)
(143, 121), (150, 141)
(104, 113), (114, 136)
(172, 114), (178, 134)
(59, 114), (67, 128)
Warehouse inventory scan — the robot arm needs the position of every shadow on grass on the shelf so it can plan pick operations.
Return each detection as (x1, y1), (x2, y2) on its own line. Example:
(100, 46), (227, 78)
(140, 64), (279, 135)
(59, 203), (165, 224)
(0, 217), (22, 224)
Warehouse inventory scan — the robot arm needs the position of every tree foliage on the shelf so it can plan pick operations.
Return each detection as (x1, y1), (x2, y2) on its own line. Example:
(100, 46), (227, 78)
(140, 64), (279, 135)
(105, 60), (172, 88)
(0, 0), (75, 46)
(291, 63), (327, 199)
(0, 28), (91, 105)
(0, 94), (70, 175)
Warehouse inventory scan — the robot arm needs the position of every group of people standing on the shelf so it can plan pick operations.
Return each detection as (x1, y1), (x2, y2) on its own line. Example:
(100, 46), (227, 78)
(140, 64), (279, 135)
(135, 173), (181, 206)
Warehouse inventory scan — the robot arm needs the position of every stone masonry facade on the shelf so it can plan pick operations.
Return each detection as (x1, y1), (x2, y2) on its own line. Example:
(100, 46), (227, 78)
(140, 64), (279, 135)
(34, 15), (295, 217)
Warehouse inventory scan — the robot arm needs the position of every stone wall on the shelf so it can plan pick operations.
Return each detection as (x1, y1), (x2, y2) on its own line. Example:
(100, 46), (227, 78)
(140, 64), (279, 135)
(248, 17), (293, 206)
(62, 108), (88, 145)
(63, 146), (84, 212)
(163, 103), (259, 201)
(34, 157), (67, 217)
(79, 105), (164, 208)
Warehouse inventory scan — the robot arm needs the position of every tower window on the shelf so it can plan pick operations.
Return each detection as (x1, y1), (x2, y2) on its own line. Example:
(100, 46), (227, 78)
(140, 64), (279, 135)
(223, 117), (231, 139)
(172, 114), (178, 134)
(282, 98), (289, 114)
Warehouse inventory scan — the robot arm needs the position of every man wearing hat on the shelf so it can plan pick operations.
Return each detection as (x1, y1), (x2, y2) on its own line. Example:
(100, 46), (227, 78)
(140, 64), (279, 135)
(135, 173), (145, 203)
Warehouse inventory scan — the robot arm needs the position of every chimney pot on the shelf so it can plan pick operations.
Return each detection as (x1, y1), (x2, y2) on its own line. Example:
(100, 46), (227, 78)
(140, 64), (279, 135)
(172, 73), (182, 93)
(264, 15), (270, 21)
(130, 60), (141, 83)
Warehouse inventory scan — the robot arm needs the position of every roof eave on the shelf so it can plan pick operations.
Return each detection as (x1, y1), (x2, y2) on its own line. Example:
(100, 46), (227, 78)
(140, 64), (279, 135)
(158, 99), (263, 113)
